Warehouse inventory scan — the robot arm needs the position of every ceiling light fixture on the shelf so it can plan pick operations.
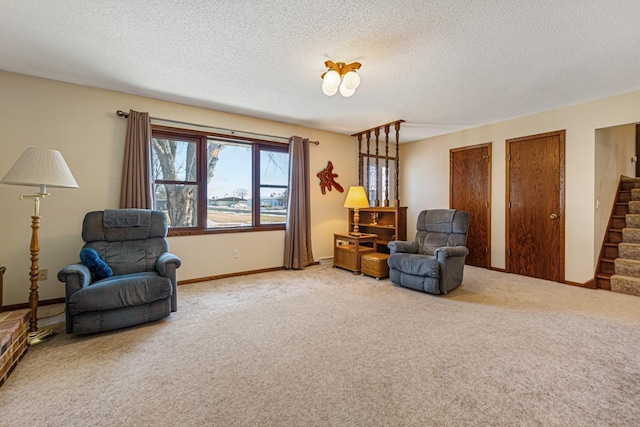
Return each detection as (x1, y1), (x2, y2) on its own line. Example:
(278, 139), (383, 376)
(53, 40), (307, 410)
(321, 60), (361, 97)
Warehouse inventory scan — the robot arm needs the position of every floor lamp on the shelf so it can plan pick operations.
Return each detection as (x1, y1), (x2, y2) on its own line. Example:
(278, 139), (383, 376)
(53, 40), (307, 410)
(1, 148), (78, 345)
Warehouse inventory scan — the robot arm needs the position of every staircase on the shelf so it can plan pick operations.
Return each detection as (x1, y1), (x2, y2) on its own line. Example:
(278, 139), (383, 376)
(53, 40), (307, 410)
(597, 176), (640, 297)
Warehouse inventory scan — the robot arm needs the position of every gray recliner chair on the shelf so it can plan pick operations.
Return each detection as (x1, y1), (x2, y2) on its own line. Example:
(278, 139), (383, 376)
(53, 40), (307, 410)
(387, 209), (469, 294)
(58, 209), (181, 335)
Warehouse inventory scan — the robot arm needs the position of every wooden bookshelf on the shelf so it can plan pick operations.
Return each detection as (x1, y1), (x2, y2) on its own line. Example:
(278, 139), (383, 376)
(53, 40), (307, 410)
(348, 207), (407, 253)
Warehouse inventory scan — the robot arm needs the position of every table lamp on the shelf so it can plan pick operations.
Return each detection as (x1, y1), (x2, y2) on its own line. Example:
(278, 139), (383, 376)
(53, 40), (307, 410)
(344, 185), (369, 235)
(1, 148), (79, 345)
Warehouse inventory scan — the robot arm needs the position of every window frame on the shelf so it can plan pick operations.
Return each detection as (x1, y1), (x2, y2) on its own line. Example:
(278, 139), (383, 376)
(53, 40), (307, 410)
(151, 125), (289, 236)
(255, 144), (289, 225)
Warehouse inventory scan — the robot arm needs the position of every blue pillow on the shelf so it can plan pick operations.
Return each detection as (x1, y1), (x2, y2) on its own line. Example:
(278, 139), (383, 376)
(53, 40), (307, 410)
(80, 248), (113, 280)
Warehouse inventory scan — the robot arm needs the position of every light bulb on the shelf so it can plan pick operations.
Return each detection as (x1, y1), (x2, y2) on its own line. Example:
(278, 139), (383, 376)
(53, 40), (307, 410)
(322, 80), (338, 96)
(322, 69), (341, 90)
(342, 70), (360, 91)
(339, 84), (355, 97)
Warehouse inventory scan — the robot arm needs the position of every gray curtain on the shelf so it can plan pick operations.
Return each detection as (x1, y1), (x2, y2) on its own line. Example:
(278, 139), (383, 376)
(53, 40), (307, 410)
(120, 110), (153, 209)
(284, 136), (314, 269)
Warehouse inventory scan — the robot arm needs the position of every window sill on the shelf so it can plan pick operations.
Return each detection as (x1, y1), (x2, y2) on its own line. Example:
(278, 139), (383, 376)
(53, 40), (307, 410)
(168, 225), (285, 237)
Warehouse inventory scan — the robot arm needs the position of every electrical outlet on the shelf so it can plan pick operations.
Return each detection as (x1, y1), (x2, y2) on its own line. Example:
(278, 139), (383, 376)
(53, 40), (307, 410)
(233, 249), (239, 259)
(38, 269), (48, 281)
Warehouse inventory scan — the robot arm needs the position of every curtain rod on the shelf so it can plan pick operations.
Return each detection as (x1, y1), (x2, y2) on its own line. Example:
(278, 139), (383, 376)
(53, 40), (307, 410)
(116, 110), (319, 145)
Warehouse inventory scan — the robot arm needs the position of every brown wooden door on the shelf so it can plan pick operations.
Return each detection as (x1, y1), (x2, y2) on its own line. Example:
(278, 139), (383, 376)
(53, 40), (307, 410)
(450, 143), (491, 268)
(506, 130), (565, 282)
(636, 124), (640, 177)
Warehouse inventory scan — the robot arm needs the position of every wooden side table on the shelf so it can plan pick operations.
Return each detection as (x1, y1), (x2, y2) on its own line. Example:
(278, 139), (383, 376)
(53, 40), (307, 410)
(333, 233), (377, 274)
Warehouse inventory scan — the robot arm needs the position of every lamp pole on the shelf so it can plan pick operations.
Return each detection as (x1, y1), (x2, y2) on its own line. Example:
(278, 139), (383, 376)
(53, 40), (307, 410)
(21, 188), (56, 344)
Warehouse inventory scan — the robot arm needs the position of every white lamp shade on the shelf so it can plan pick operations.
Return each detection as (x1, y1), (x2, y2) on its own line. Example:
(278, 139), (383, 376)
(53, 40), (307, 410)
(343, 186), (369, 208)
(1, 148), (79, 189)
(342, 70), (360, 91)
(321, 80), (338, 96)
(339, 84), (356, 98)
(322, 69), (341, 90)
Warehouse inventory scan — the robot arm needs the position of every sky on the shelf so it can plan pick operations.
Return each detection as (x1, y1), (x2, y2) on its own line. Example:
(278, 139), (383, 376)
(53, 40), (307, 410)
(208, 143), (252, 199)
(207, 142), (288, 200)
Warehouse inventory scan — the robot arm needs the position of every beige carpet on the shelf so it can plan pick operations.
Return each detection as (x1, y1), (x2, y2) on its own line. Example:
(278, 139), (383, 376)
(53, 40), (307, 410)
(1, 265), (639, 426)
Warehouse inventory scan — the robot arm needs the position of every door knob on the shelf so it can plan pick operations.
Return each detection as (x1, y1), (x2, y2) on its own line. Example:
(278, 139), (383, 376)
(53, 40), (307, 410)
(549, 213), (558, 219)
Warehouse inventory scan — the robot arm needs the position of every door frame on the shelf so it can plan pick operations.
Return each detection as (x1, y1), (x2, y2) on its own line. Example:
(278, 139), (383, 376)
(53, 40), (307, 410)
(505, 130), (566, 281)
(449, 142), (492, 268)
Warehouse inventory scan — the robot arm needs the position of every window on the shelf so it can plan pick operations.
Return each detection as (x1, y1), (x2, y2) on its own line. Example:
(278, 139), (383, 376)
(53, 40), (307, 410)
(259, 147), (289, 225)
(151, 127), (289, 234)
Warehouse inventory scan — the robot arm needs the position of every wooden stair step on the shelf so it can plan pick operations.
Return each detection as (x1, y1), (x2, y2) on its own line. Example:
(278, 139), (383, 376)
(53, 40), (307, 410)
(600, 258), (615, 274)
(612, 215), (626, 229)
(625, 213), (640, 229)
(604, 243), (619, 258)
(622, 228), (640, 244)
(610, 274), (640, 297)
(620, 177), (640, 190)
(618, 242), (640, 260)
(614, 258), (640, 277)
(595, 273), (611, 290)
(608, 228), (623, 243)
(618, 190), (631, 202)
(615, 203), (629, 215)
(629, 201), (640, 214)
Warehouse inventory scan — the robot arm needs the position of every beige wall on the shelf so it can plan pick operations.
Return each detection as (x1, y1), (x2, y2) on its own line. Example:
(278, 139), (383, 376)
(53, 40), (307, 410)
(401, 91), (640, 284)
(3, 70), (640, 304)
(0, 71), (357, 306)
(594, 124), (637, 262)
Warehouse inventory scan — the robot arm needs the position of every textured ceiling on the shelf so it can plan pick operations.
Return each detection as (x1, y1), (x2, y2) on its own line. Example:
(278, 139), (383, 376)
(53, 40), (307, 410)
(1, 1), (640, 142)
